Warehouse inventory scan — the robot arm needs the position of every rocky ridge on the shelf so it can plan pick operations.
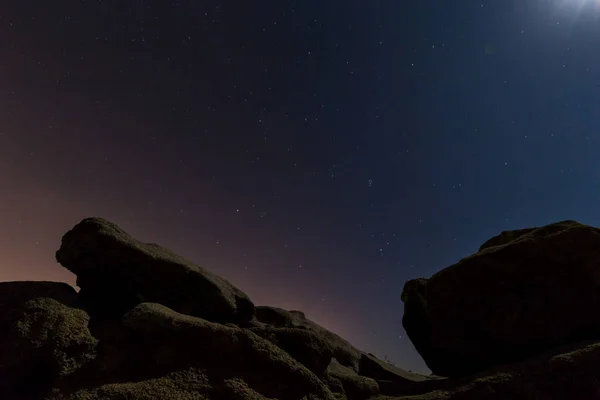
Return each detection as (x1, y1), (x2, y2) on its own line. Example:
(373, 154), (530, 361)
(2, 217), (600, 399)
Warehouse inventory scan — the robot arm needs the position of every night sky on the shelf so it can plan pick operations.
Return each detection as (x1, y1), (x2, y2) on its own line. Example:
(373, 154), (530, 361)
(2, 0), (600, 374)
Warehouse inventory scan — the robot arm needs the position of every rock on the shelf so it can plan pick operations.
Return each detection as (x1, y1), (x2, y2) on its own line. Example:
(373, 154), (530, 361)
(252, 306), (362, 375)
(358, 352), (446, 396)
(0, 281), (78, 307)
(55, 217), (255, 323)
(49, 368), (214, 400)
(250, 306), (445, 396)
(8, 217), (600, 399)
(401, 220), (600, 377)
(477, 220), (582, 251)
(251, 325), (351, 377)
(325, 358), (380, 400)
(380, 338), (600, 400)
(0, 281), (97, 399)
(51, 302), (336, 400)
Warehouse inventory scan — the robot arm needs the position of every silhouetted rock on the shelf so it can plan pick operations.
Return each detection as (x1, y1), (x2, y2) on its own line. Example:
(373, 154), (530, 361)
(401, 220), (600, 377)
(55, 217), (255, 323)
(6, 217), (600, 399)
(50, 302), (337, 400)
(358, 352), (446, 395)
(0, 281), (96, 399)
(249, 306), (442, 396)
(325, 359), (379, 400)
(252, 306), (362, 375)
(389, 338), (600, 400)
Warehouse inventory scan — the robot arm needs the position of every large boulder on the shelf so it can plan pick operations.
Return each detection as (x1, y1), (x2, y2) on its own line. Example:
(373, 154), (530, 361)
(251, 306), (363, 375)
(55, 217), (255, 323)
(51, 302), (337, 400)
(13, 216), (600, 399)
(358, 352), (446, 396)
(384, 338), (600, 400)
(401, 220), (600, 377)
(324, 358), (380, 400)
(249, 306), (444, 396)
(0, 281), (97, 399)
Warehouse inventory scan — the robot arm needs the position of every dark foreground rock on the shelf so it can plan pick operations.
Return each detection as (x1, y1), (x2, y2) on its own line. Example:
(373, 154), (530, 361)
(52, 302), (338, 400)
(250, 306), (363, 376)
(374, 338), (600, 400)
(0, 281), (97, 399)
(3, 217), (600, 399)
(401, 220), (600, 378)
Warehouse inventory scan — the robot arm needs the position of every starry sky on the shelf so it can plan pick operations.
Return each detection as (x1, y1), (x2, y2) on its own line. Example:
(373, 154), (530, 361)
(2, 0), (600, 374)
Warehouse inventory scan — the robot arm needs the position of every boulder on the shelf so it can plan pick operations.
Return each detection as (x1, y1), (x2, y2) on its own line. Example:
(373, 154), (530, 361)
(55, 217), (255, 323)
(0, 281), (78, 307)
(0, 281), (97, 399)
(325, 358), (380, 400)
(384, 338), (600, 400)
(251, 306), (362, 374)
(9, 216), (600, 399)
(358, 352), (446, 396)
(250, 306), (444, 396)
(401, 220), (600, 377)
(51, 302), (336, 400)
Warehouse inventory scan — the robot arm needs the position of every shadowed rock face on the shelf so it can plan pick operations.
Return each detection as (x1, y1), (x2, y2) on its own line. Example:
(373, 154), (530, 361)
(252, 306), (363, 375)
(401, 220), (600, 378)
(0, 281), (96, 399)
(101, 302), (337, 400)
(55, 217), (255, 324)
(5, 217), (600, 399)
(383, 339), (600, 400)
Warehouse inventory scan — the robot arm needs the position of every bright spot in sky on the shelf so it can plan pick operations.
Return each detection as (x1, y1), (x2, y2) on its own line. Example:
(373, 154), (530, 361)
(533, 0), (600, 25)
(549, 0), (600, 13)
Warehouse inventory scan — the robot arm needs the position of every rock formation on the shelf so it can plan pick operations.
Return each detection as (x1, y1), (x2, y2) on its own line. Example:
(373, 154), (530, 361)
(55, 217), (255, 323)
(401, 220), (600, 378)
(2, 217), (600, 399)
